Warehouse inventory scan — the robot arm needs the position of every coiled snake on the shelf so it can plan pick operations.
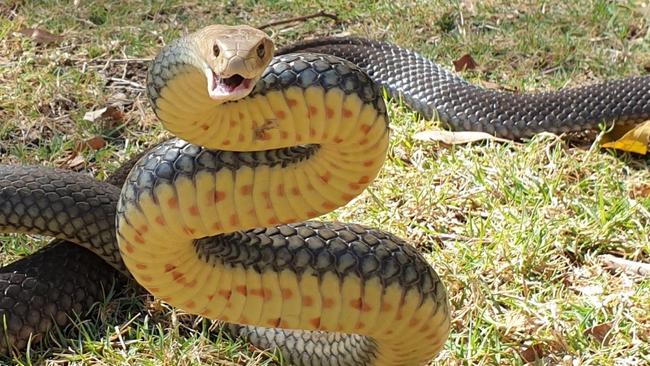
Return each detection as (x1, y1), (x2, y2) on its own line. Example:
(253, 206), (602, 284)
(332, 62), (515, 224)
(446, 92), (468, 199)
(1, 24), (649, 365)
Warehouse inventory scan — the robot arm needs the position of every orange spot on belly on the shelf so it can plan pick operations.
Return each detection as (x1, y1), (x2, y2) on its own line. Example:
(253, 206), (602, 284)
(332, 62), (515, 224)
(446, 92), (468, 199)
(348, 183), (361, 190)
(287, 98), (297, 107)
(155, 216), (166, 225)
(359, 138), (368, 145)
(229, 120), (237, 127)
(229, 214), (239, 226)
(381, 302), (392, 312)
(280, 130), (288, 139)
(302, 296), (313, 306)
(222, 139), (231, 146)
(322, 201), (336, 210)
(209, 190), (225, 204)
(219, 290), (232, 299)
(207, 294), (215, 301)
(281, 288), (293, 299)
(135, 263), (147, 270)
(125, 243), (134, 253)
(320, 172), (331, 183)
(235, 285), (247, 295)
(334, 137), (343, 143)
(291, 187), (300, 196)
(277, 184), (285, 196)
(275, 110), (286, 119)
(360, 124), (371, 133)
(310, 317), (321, 328)
(200, 124), (209, 131)
(188, 205), (199, 216)
(306, 210), (318, 217)
(185, 300), (195, 309)
(164, 264), (176, 273)
(240, 185), (252, 195)
(134, 234), (144, 244)
(212, 222), (222, 230)
(171, 271), (184, 282)
(325, 107), (334, 119)
(358, 176), (370, 184)
(140, 275), (152, 282)
(183, 226), (195, 235)
(309, 128), (316, 136)
(342, 108), (352, 118)
(167, 197), (178, 209)
(341, 193), (355, 201)
(267, 217), (279, 225)
(138, 225), (148, 234)
(308, 106), (317, 117)
(363, 160), (374, 167)
(250, 288), (273, 300)
(409, 318), (420, 326)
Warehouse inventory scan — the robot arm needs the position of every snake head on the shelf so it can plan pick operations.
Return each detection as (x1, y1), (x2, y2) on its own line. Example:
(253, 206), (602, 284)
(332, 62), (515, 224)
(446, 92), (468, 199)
(192, 25), (274, 103)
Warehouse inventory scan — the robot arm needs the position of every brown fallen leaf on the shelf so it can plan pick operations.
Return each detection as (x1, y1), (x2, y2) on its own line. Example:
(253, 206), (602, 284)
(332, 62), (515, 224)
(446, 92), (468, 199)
(584, 322), (613, 346)
(18, 27), (63, 45)
(84, 136), (107, 151)
(453, 54), (477, 72)
(600, 120), (650, 154)
(83, 106), (125, 130)
(628, 181), (650, 199)
(519, 343), (544, 363)
(413, 130), (511, 145)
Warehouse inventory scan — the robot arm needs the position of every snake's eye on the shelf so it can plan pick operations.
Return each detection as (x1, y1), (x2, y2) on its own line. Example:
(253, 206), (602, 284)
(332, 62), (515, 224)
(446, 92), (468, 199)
(256, 43), (265, 59)
(213, 44), (220, 57)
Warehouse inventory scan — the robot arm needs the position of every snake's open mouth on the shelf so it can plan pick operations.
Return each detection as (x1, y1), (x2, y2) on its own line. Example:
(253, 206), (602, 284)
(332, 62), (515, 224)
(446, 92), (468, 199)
(207, 70), (254, 101)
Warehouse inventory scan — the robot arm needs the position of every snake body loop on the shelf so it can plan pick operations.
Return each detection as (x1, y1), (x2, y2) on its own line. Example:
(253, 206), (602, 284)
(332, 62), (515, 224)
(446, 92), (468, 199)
(1, 24), (650, 365)
(116, 26), (449, 365)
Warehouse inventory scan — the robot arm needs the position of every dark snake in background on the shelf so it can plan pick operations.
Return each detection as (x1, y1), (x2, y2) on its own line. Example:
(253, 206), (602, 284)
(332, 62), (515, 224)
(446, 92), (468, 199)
(0, 24), (649, 365)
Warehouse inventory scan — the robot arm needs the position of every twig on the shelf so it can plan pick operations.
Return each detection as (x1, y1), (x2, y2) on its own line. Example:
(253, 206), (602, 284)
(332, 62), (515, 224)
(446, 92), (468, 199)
(257, 10), (338, 30)
(599, 254), (650, 277)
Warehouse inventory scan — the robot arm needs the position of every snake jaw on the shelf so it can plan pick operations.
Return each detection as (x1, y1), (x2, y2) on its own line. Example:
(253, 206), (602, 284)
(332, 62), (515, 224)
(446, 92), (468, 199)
(205, 67), (256, 102)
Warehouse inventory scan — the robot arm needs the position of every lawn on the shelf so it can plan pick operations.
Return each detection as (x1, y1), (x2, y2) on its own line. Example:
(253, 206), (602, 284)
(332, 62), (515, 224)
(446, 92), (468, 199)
(1, 0), (649, 365)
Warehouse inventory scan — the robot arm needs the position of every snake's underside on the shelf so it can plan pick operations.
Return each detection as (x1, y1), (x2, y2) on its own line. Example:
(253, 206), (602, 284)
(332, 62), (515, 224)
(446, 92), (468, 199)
(1, 26), (649, 365)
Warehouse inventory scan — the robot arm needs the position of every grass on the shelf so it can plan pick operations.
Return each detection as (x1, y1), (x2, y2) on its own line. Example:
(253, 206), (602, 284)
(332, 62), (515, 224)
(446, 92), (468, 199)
(1, 0), (650, 365)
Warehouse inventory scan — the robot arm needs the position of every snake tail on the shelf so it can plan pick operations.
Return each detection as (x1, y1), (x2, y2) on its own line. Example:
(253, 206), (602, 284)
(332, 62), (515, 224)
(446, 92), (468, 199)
(277, 37), (650, 140)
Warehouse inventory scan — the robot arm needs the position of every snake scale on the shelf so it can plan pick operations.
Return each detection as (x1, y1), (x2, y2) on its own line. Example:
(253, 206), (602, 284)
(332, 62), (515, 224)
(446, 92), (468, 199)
(1, 24), (649, 365)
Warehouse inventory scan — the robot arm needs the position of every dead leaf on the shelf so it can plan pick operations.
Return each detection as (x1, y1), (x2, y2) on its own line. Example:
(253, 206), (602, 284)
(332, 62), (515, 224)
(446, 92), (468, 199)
(83, 106), (125, 129)
(64, 154), (86, 170)
(628, 181), (650, 199)
(519, 343), (544, 363)
(18, 27), (63, 45)
(453, 54), (477, 72)
(413, 130), (511, 145)
(584, 322), (613, 346)
(600, 120), (650, 154)
(84, 136), (106, 150)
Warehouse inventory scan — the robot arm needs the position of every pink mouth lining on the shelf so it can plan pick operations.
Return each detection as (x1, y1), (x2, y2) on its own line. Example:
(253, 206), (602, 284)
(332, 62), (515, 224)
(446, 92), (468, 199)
(211, 72), (252, 96)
